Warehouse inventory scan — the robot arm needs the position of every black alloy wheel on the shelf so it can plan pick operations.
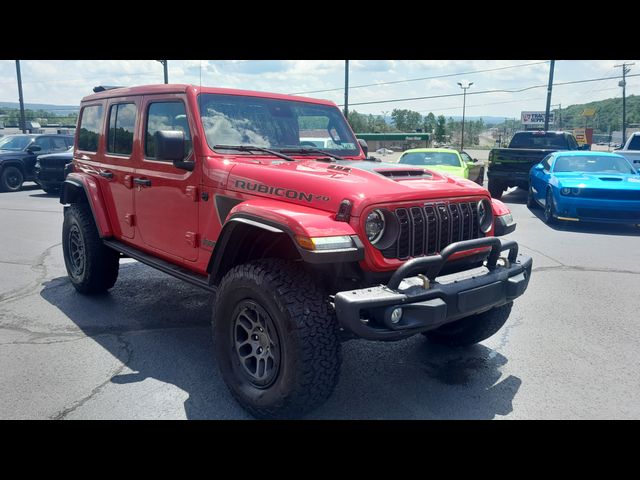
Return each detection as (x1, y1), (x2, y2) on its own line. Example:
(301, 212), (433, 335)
(232, 300), (281, 388)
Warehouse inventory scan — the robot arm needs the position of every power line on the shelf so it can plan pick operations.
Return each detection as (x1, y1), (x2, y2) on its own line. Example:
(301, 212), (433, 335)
(338, 73), (640, 107)
(289, 61), (549, 95)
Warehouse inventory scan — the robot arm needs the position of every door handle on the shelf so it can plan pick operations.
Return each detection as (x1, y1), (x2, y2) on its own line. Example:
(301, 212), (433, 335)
(99, 171), (114, 179)
(133, 178), (152, 187)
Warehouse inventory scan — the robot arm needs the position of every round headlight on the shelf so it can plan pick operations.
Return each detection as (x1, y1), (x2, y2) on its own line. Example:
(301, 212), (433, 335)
(477, 199), (493, 233)
(561, 187), (571, 195)
(365, 210), (385, 244)
(571, 187), (580, 195)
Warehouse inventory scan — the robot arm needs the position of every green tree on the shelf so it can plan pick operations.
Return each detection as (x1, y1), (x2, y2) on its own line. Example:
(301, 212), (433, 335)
(391, 108), (422, 131)
(435, 115), (447, 142)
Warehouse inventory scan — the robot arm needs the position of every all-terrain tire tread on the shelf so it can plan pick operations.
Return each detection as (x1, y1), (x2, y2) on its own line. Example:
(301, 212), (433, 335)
(213, 258), (341, 419)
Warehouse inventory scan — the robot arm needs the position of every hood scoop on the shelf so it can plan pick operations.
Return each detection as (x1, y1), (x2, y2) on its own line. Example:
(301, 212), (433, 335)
(599, 177), (623, 181)
(375, 169), (433, 180)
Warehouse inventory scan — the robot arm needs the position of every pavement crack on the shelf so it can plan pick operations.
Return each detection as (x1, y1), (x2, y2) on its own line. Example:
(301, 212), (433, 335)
(0, 242), (61, 305)
(518, 242), (566, 267)
(533, 265), (640, 276)
(50, 333), (133, 420)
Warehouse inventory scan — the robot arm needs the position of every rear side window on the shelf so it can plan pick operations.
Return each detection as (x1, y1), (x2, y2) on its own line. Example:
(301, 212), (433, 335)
(145, 101), (192, 159)
(107, 103), (137, 156)
(628, 135), (640, 150)
(78, 105), (103, 152)
(51, 137), (68, 151)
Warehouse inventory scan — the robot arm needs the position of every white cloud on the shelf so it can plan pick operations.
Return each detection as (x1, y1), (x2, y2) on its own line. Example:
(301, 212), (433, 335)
(0, 60), (638, 118)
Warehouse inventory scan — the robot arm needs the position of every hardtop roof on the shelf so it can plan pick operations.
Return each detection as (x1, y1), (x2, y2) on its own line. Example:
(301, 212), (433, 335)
(81, 84), (336, 107)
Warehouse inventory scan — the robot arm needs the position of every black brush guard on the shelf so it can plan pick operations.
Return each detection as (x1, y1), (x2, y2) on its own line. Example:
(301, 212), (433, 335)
(334, 237), (532, 341)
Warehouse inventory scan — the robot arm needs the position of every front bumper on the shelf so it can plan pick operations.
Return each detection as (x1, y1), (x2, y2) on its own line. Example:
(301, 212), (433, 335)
(334, 237), (532, 341)
(554, 195), (640, 223)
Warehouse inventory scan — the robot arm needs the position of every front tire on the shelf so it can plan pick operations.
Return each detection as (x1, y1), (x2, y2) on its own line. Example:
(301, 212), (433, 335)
(424, 302), (513, 347)
(0, 166), (24, 192)
(527, 185), (538, 208)
(213, 259), (342, 419)
(543, 189), (556, 224)
(62, 204), (120, 294)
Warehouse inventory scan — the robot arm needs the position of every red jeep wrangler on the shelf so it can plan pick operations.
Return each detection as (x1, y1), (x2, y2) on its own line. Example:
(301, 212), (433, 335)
(60, 84), (531, 418)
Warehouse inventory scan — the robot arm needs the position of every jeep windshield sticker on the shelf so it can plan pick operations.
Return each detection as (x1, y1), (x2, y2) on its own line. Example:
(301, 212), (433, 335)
(234, 180), (329, 203)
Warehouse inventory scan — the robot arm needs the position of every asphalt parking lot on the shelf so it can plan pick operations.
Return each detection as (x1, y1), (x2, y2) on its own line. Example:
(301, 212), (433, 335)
(1, 181), (639, 419)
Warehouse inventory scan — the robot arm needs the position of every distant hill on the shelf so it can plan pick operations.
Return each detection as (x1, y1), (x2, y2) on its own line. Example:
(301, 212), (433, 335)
(557, 95), (640, 132)
(0, 102), (79, 115)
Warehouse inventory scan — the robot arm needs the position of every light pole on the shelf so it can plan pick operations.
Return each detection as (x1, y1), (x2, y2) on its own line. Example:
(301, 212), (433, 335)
(457, 80), (473, 151)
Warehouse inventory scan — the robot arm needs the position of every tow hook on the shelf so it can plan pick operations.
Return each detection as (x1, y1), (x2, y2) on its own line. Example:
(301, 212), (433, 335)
(497, 256), (511, 268)
(417, 274), (431, 290)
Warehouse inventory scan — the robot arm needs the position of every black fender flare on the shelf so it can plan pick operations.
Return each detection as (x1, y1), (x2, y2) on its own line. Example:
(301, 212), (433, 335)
(207, 213), (364, 286)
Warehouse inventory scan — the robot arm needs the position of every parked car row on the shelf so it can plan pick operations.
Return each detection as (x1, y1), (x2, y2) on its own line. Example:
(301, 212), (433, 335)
(0, 134), (74, 193)
(394, 131), (640, 227)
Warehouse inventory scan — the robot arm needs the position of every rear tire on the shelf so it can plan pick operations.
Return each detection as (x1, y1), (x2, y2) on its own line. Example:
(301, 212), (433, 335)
(0, 166), (24, 192)
(487, 179), (503, 199)
(212, 258), (341, 419)
(424, 302), (513, 347)
(62, 203), (120, 294)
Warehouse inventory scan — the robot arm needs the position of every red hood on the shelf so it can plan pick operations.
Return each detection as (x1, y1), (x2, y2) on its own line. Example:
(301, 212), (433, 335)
(221, 157), (489, 217)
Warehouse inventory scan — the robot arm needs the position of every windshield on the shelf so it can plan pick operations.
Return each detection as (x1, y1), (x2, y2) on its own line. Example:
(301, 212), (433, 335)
(197, 93), (359, 155)
(0, 135), (32, 151)
(399, 151), (461, 167)
(553, 155), (636, 174)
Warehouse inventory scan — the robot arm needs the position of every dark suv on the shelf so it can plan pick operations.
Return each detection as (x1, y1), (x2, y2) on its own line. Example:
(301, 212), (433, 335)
(0, 134), (74, 192)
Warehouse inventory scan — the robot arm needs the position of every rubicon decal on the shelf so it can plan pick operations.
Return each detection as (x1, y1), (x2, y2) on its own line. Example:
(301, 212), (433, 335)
(234, 180), (330, 203)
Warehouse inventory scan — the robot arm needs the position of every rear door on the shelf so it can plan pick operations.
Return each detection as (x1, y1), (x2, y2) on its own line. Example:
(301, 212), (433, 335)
(85, 99), (139, 240)
(133, 94), (200, 262)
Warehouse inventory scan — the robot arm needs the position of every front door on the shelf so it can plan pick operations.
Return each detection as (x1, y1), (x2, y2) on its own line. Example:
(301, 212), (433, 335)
(460, 151), (483, 184)
(133, 95), (199, 262)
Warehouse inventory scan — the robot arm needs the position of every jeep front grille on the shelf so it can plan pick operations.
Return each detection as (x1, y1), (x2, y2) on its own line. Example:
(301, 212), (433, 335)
(381, 201), (482, 260)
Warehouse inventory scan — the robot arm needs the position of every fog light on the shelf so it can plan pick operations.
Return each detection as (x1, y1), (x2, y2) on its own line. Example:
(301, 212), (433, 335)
(390, 308), (403, 324)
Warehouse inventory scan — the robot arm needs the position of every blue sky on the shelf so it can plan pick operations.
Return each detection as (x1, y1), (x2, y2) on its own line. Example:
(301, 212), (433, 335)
(0, 60), (638, 118)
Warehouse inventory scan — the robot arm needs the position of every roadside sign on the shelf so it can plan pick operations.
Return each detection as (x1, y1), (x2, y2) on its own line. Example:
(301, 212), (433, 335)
(521, 111), (555, 125)
(582, 108), (596, 117)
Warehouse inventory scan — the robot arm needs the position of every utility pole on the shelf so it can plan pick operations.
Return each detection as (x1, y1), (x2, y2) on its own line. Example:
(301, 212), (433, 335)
(457, 80), (473, 151)
(15, 60), (26, 133)
(344, 60), (349, 119)
(157, 60), (168, 84)
(615, 62), (634, 145)
(544, 60), (555, 131)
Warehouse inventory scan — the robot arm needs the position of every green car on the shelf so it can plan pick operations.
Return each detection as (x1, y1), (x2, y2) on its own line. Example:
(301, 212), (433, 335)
(398, 148), (485, 185)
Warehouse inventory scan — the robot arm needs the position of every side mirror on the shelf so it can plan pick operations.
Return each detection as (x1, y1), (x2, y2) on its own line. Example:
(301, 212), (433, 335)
(27, 145), (42, 153)
(357, 138), (368, 158)
(534, 163), (545, 171)
(155, 130), (193, 171)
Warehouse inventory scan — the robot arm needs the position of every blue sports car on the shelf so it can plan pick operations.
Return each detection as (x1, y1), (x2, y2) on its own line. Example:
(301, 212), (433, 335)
(528, 151), (640, 225)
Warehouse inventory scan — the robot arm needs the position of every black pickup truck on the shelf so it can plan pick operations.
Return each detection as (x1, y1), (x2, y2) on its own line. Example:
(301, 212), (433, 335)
(0, 134), (74, 192)
(487, 131), (582, 198)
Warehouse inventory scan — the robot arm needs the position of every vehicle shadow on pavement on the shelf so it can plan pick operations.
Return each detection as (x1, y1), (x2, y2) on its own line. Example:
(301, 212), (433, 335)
(40, 261), (520, 420)
(312, 339), (521, 420)
(502, 188), (640, 237)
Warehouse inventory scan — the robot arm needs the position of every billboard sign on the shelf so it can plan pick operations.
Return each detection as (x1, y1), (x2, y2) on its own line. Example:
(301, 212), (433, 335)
(521, 111), (555, 125)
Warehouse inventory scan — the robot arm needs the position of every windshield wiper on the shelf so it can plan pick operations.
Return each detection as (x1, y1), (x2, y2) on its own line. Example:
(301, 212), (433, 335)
(277, 147), (345, 161)
(213, 144), (296, 162)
